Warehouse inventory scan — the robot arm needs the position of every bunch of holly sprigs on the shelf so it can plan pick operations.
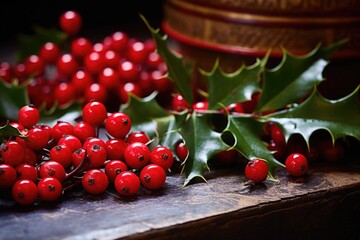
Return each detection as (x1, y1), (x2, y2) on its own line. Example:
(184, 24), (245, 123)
(0, 10), (360, 206)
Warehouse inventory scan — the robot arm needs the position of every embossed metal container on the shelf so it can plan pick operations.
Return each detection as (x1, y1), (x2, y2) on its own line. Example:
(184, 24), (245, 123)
(162, 0), (360, 98)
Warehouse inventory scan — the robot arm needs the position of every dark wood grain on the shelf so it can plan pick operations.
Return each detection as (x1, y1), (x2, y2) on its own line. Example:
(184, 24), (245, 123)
(1, 162), (360, 240)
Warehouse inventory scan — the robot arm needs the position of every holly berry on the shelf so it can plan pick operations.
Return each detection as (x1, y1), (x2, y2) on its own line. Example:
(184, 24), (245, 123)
(175, 141), (188, 162)
(0, 164), (17, 189)
(245, 159), (268, 183)
(150, 145), (174, 170)
(87, 144), (107, 169)
(104, 160), (128, 182)
(58, 134), (82, 152)
(82, 169), (109, 195)
(285, 153), (308, 177)
(73, 121), (96, 143)
(39, 161), (66, 182)
(124, 142), (150, 170)
(59, 10), (82, 35)
(11, 179), (38, 205)
(39, 42), (61, 63)
(1, 140), (25, 167)
(140, 164), (166, 190)
(26, 127), (50, 151)
(82, 101), (107, 126)
(49, 145), (73, 169)
(105, 112), (132, 139)
(114, 171), (140, 196)
(105, 138), (128, 160)
(51, 121), (75, 142)
(37, 177), (63, 201)
(125, 131), (150, 145)
(18, 105), (40, 128)
(15, 164), (38, 182)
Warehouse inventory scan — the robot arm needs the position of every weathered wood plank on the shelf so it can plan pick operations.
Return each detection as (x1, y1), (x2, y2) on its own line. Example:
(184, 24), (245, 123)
(1, 162), (359, 240)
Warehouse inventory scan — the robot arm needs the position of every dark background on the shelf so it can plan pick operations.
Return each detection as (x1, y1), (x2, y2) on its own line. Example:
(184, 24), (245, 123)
(0, 0), (165, 60)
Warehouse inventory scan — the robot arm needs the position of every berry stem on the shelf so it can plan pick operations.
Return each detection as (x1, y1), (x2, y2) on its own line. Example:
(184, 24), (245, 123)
(64, 156), (89, 181)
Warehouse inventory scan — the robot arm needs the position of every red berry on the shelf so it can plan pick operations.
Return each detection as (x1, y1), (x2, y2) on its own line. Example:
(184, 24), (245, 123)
(124, 142), (150, 169)
(54, 82), (76, 106)
(83, 137), (106, 151)
(245, 159), (268, 183)
(103, 50), (120, 68)
(15, 164), (38, 182)
(85, 83), (108, 103)
(49, 145), (73, 169)
(105, 138), (128, 160)
(99, 67), (120, 89)
(214, 149), (239, 166)
(0, 164), (17, 189)
(18, 105), (40, 128)
(71, 70), (93, 94)
(105, 112), (132, 139)
(39, 161), (66, 182)
(150, 145), (174, 170)
(285, 153), (308, 177)
(114, 171), (140, 196)
(57, 53), (79, 76)
(73, 121), (96, 143)
(146, 52), (163, 70)
(11, 179), (38, 205)
(151, 70), (173, 93)
(84, 52), (104, 75)
(193, 101), (208, 112)
(118, 82), (142, 103)
(87, 144), (107, 169)
(118, 61), (140, 83)
(37, 177), (63, 201)
(71, 37), (93, 58)
(270, 123), (286, 147)
(172, 93), (189, 111)
(105, 160), (128, 182)
(82, 101), (107, 126)
(140, 164), (166, 190)
(126, 131), (150, 145)
(72, 148), (90, 170)
(126, 41), (149, 64)
(59, 10), (82, 35)
(175, 141), (188, 162)
(58, 134), (82, 152)
(82, 169), (109, 195)
(39, 42), (61, 63)
(26, 127), (50, 150)
(51, 121), (75, 142)
(24, 54), (45, 77)
(109, 31), (128, 52)
(1, 140), (25, 167)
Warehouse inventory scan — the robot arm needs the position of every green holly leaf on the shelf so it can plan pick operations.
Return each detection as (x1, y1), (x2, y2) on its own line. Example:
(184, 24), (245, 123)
(17, 25), (67, 62)
(263, 85), (360, 145)
(178, 113), (230, 186)
(255, 40), (347, 113)
(121, 92), (173, 146)
(140, 14), (194, 105)
(0, 81), (29, 121)
(201, 56), (267, 110)
(0, 120), (27, 143)
(225, 115), (285, 181)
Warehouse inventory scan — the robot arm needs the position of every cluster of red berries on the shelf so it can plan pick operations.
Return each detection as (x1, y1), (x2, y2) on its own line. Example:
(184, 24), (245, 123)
(0, 102), (183, 205)
(0, 10), (174, 112)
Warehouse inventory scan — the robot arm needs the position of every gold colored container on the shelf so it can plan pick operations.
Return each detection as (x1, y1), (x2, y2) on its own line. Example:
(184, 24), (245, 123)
(162, 0), (360, 98)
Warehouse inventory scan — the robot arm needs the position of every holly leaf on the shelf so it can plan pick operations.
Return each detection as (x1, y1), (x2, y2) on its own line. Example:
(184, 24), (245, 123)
(38, 102), (83, 127)
(140, 14), (194, 105)
(121, 92), (173, 146)
(263, 85), (360, 145)
(17, 25), (67, 62)
(178, 113), (230, 186)
(255, 40), (347, 113)
(0, 81), (29, 121)
(201, 56), (267, 110)
(225, 115), (285, 181)
(0, 120), (27, 143)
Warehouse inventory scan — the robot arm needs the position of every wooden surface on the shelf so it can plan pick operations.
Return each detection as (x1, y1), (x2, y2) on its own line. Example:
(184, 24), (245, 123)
(1, 161), (360, 240)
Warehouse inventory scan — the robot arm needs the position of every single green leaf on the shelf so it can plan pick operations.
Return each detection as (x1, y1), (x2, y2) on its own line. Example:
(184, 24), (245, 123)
(121, 92), (172, 145)
(17, 25), (67, 62)
(0, 81), (29, 121)
(255, 40), (346, 113)
(179, 113), (230, 186)
(264, 85), (360, 145)
(0, 120), (27, 142)
(201, 56), (267, 110)
(140, 14), (194, 105)
(226, 115), (285, 181)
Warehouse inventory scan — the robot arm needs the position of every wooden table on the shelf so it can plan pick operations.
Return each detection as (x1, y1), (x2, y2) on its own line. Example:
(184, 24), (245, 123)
(1, 161), (360, 240)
